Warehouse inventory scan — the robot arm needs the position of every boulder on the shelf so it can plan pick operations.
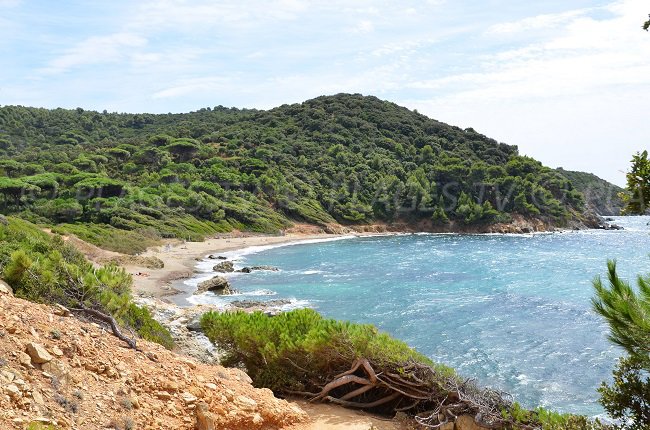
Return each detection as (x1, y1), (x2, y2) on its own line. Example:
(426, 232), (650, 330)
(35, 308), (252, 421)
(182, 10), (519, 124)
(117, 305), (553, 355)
(207, 255), (228, 260)
(0, 279), (13, 296)
(230, 299), (291, 309)
(212, 261), (234, 273)
(250, 265), (279, 272)
(25, 342), (53, 364)
(195, 276), (233, 295)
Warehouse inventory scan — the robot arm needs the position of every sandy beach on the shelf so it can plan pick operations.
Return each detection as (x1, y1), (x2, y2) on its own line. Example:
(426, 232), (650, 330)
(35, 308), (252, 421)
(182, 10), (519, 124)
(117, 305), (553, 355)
(121, 232), (343, 298)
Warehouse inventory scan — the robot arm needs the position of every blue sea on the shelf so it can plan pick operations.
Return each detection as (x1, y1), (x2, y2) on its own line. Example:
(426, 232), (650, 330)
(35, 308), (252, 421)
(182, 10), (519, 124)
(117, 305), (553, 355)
(183, 216), (650, 417)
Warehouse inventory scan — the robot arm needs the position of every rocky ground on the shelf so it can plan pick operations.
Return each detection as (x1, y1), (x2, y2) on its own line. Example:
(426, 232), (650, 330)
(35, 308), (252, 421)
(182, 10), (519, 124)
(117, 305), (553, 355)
(0, 284), (308, 430)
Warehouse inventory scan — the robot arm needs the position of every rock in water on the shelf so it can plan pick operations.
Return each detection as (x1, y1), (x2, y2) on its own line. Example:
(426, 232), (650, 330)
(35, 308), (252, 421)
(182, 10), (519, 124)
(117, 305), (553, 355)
(212, 261), (234, 273)
(250, 265), (279, 271)
(237, 265), (279, 273)
(194, 276), (233, 295)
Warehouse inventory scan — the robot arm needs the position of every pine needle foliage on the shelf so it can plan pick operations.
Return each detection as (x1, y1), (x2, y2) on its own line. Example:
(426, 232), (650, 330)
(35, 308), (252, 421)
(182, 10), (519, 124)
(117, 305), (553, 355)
(592, 261), (650, 428)
(201, 308), (454, 393)
(592, 260), (650, 358)
(0, 216), (173, 349)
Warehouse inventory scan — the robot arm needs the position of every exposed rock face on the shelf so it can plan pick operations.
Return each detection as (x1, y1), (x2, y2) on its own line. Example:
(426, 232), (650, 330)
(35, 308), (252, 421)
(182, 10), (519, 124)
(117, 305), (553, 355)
(195, 276), (234, 295)
(0, 291), (308, 429)
(212, 261), (234, 273)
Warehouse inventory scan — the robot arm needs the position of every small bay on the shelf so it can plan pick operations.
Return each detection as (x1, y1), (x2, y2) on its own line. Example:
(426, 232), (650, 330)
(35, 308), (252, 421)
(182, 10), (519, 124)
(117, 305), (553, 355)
(186, 216), (650, 417)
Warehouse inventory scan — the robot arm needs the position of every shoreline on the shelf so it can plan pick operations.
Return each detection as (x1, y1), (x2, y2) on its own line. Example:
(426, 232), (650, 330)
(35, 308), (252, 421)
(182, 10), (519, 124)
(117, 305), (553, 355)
(125, 232), (359, 299)
(123, 220), (620, 301)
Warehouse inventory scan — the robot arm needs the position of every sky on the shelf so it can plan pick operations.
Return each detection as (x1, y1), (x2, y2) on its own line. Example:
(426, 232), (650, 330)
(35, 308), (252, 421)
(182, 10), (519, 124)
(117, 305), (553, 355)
(1, 0), (649, 186)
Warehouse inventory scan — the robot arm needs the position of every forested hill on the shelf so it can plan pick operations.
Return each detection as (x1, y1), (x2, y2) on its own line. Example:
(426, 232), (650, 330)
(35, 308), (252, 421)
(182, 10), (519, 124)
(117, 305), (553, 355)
(556, 168), (623, 216)
(0, 94), (596, 252)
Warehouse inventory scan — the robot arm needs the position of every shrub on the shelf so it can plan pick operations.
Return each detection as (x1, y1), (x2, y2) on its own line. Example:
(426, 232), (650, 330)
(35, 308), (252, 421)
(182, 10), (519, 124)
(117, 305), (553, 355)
(0, 217), (173, 349)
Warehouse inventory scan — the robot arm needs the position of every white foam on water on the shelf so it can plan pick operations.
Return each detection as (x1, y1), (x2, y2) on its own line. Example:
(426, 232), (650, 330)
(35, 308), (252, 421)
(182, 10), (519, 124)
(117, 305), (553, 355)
(302, 270), (325, 275)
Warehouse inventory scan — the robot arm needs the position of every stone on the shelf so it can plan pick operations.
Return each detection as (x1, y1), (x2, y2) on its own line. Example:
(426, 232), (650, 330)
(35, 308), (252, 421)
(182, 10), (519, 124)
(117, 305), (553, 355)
(156, 391), (172, 400)
(41, 359), (70, 383)
(17, 351), (32, 368)
(1, 370), (15, 382)
(25, 342), (53, 364)
(212, 261), (234, 273)
(32, 390), (45, 406)
(234, 395), (257, 412)
(161, 379), (180, 392)
(50, 346), (64, 357)
(250, 265), (279, 272)
(5, 384), (21, 399)
(52, 304), (71, 317)
(0, 280), (12, 296)
(194, 276), (233, 295)
(252, 413), (264, 425)
(196, 401), (217, 430)
(181, 392), (197, 405)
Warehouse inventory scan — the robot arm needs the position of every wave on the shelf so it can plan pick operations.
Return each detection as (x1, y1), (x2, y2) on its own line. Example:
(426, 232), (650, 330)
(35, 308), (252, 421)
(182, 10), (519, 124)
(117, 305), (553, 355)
(222, 235), (356, 259)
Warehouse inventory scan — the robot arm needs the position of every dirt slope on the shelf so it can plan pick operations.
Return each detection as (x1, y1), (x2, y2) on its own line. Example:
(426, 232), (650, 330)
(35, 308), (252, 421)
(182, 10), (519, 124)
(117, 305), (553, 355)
(0, 285), (307, 430)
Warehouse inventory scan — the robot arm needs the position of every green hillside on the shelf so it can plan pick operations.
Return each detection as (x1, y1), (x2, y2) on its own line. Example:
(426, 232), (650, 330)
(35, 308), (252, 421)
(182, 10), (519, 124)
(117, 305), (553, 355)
(557, 168), (623, 216)
(0, 94), (590, 252)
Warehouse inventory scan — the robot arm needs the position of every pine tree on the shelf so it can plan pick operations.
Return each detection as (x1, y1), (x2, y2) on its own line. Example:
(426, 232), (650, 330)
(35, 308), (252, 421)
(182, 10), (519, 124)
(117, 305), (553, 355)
(592, 261), (650, 427)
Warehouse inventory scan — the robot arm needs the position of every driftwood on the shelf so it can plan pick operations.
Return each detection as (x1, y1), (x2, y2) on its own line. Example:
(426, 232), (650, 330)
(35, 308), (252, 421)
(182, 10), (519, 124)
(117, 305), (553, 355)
(304, 357), (523, 429)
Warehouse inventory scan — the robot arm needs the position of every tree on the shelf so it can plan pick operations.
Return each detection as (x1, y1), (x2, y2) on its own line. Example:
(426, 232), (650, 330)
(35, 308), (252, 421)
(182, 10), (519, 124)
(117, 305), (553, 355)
(621, 151), (650, 214)
(592, 261), (650, 427)
(644, 14), (649, 31)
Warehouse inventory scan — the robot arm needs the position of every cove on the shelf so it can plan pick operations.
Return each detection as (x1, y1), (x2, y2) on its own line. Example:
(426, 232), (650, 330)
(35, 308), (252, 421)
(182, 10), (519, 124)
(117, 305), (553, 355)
(187, 216), (650, 417)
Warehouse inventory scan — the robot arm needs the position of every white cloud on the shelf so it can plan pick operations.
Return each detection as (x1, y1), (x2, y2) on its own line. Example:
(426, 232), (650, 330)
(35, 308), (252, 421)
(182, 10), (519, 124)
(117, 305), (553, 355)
(43, 32), (148, 74)
(351, 20), (374, 33)
(487, 9), (591, 34)
(405, 0), (650, 185)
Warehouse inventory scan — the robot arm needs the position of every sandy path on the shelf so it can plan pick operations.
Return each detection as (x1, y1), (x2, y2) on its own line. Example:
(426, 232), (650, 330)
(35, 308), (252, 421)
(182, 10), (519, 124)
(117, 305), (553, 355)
(291, 401), (405, 429)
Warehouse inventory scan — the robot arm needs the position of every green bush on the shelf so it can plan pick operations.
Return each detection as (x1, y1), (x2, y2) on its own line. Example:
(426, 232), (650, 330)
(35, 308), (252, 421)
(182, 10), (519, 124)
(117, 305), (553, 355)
(201, 308), (453, 393)
(0, 217), (173, 349)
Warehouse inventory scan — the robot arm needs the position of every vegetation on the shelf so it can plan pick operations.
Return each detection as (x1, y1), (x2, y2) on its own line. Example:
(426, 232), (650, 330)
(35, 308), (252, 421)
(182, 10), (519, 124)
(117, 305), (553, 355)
(557, 169), (623, 216)
(620, 151), (650, 215)
(592, 261), (650, 428)
(0, 94), (593, 253)
(0, 216), (173, 349)
(201, 308), (609, 429)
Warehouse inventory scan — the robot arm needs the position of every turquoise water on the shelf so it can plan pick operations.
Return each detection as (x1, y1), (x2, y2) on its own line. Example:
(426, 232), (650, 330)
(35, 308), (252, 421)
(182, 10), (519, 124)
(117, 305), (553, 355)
(186, 216), (650, 417)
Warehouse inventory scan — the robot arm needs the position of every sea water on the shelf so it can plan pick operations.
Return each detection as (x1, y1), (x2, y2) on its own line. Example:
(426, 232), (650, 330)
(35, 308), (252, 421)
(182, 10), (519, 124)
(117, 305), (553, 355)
(183, 216), (650, 417)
